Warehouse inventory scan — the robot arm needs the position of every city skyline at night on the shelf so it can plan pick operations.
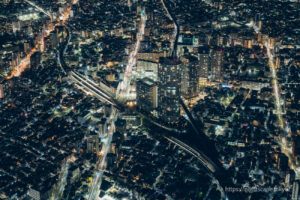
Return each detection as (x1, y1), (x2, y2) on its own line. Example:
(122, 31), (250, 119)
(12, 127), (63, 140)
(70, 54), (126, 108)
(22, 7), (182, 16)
(0, 0), (299, 200)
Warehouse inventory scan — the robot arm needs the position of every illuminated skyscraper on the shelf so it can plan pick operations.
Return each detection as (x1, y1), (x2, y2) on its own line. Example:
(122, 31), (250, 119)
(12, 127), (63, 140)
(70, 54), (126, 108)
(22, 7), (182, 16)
(136, 78), (158, 112)
(210, 49), (223, 82)
(181, 55), (199, 98)
(197, 46), (210, 79)
(158, 57), (182, 123)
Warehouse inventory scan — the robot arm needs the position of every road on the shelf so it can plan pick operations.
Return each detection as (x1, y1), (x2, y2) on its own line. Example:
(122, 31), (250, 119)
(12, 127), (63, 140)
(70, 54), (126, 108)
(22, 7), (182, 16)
(53, 17), (119, 200)
(6, 0), (76, 80)
(116, 8), (147, 100)
(88, 8), (147, 200)
(56, 27), (118, 199)
(161, 0), (178, 56)
(8, 5), (144, 197)
(246, 21), (284, 128)
(88, 108), (117, 200)
(265, 43), (299, 175)
(4, 1), (79, 199)
(265, 43), (284, 129)
(247, 21), (300, 176)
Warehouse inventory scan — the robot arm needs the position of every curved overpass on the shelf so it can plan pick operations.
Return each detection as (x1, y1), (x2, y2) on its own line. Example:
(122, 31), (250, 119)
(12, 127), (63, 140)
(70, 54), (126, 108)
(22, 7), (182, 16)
(164, 136), (217, 173)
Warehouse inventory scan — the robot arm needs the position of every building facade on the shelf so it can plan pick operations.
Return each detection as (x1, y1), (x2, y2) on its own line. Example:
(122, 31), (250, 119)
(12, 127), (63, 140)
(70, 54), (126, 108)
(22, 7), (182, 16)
(136, 77), (158, 112)
(158, 57), (182, 123)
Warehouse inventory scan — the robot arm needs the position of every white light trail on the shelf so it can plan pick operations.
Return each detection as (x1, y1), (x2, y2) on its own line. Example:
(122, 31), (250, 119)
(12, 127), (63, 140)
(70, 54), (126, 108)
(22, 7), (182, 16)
(88, 108), (117, 200)
(116, 8), (147, 100)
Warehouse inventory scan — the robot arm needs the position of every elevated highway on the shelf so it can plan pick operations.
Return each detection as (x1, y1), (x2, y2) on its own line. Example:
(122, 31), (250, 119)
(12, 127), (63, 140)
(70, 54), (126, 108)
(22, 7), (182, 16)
(164, 136), (217, 174)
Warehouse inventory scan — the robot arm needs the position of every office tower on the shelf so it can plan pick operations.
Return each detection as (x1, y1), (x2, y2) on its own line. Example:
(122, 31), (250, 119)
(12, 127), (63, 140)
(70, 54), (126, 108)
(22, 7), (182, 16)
(158, 57), (182, 123)
(181, 55), (199, 98)
(136, 78), (158, 112)
(197, 46), (210, 79)
(210, 49), (223, 82)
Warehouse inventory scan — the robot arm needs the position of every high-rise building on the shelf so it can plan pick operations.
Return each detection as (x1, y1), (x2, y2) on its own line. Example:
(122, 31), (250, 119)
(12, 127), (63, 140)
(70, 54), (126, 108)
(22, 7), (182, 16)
(197, 46), (210, 79)
(210, 49), (223, 82)
(158, 57), (182, 123)
(136, 78), (158, 112)
(181, 55), (199, 98)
